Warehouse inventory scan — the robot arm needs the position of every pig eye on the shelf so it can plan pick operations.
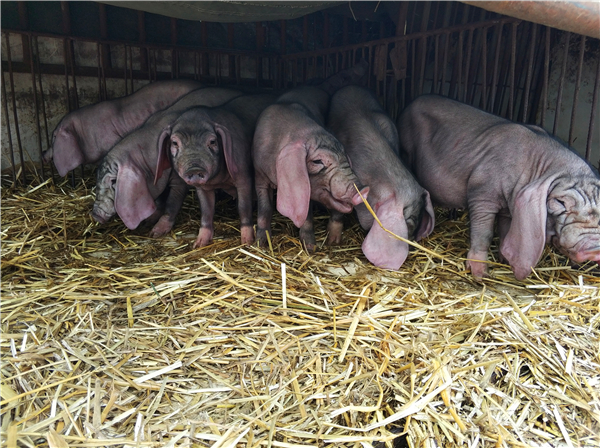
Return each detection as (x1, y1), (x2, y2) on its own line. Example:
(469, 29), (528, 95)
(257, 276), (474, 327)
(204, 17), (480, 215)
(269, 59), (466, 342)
(171, 139), (179, 148)
(209, 139), (217, 146)
(311, 159), (324, 165)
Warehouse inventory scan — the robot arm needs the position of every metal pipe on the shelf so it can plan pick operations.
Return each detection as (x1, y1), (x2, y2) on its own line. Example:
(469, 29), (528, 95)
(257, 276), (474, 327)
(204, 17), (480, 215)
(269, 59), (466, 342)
(522, 23), (537, 123)
(2, 69), (17, 184)
(441, 32), (450, 96)
(541, 27), (551, 129)
(508, 22), (517, 120)
(463, 28), (473, 102)
(28, 34), (44, 181)
(553, 32), (570, 136)
(6, 33), (26, 181)
(569, 36), (586, 147)
(481, 27), (487, 110)
(585, 54), (599, 163)
(433, 34), (439, 94)
(489, 23), (503, 113)
(461, 1), (600, 39)
(34, 36), (51, 174)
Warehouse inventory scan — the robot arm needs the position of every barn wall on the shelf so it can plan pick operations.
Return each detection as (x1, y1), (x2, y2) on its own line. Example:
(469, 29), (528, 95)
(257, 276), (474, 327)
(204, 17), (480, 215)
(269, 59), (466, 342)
(2, 1), (599, 183)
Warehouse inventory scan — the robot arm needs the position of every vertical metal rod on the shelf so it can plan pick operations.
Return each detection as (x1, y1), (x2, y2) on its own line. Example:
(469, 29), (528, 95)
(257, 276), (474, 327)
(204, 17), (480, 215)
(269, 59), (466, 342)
(2, 70), (17, 184)
(441, 32), (449, 96)
(463, 28), (473, 103)
(35, 36), (51, 165)
(419, 36), (427, 95)
(96, 43), (103, 100)
(553, 32), (570, 136)
(28, 34), (44, 180)
(541, 27), (550, 129)
(410, 39), (416, 99)
(124, 45), (128, 95)
(457, 31), (463, 100)
(508, 23), (517, 120)
(433, 34), (439, 94)
(522, 24), (537, 123)
(569, 36), (586, 147)
(68, 39), (79, 110)
(585, 54), (599, 163)
(129, 45), (134, 93)
(6, 33), (26, 178)
(489, 23), (503, 113)
(481, 27), (488, 110)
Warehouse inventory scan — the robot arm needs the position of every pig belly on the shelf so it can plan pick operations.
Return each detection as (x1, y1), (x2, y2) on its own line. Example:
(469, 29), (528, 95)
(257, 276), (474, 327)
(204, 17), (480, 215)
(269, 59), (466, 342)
(414, 166), (468, 209)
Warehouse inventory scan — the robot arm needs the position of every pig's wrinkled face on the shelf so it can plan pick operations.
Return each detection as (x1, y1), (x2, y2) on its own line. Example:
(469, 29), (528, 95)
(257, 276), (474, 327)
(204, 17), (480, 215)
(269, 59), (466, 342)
(307, 133), (367, 213)
(169, 123), (223, 187)
(547, 177), (600, 265)
(92, 158), (119, 223)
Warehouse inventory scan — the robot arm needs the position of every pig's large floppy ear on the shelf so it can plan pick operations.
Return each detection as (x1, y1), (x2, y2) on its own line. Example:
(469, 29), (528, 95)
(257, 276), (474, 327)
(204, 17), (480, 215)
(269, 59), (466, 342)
(500, 178), (552, 280)
(415, 190), (435, 241)
(276, 142), (310, 228)
(362, 204), (410, 270)
(115, 163), (157, 230)
(53, 125), (85, 177)
(155, 126), (172, 185)
(215, 124), (242, 182)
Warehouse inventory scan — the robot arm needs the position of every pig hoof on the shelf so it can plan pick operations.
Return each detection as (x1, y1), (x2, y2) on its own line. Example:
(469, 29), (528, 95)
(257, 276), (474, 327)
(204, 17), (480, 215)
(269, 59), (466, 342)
(326, 221), (344, 245)
(149, 218), (174, 238)
(241, 225), (255, 245)
(467, 260), (489, 279)
(299, 231), (316, 252)
(194, 228), (213, 248)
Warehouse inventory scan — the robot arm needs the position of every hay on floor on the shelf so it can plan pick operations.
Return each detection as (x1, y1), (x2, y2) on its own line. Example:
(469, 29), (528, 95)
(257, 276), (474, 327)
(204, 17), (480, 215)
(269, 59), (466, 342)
(1, 174), (599, 448)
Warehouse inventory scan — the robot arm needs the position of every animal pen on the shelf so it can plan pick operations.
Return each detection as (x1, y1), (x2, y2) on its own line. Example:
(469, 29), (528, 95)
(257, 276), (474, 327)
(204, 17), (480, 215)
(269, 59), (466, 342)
(1, 1), (599, 447)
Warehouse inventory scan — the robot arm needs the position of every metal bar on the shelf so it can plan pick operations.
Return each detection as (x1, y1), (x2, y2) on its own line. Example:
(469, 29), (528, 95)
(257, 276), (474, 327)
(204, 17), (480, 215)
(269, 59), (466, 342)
(522, 23), (537, 123)
(303, 16), (308, 51)
(433, 34), (439, 94)
(585, 53), (599, 163)
(481, 27), (487, 110)
(457, 31), (464, 99)
(2, 69), (17, 184)
(28, 34), (44, 180)
(69, 39), (79, 110)
(410, 39), (416, 99)
(541, 27), (551, 129)
(419, 36), (427, 95)
(463, 28), (473, 102)
(569, 36), (586, 147)
(5, 33), (25, 182)
(34, 36), (51, 170)
(508, 22), (517, 120)
(489, 23), (503, 113)
(128, 45), (133, 93)
(441, 32), (449, 96)
(553, 32), (570, 136)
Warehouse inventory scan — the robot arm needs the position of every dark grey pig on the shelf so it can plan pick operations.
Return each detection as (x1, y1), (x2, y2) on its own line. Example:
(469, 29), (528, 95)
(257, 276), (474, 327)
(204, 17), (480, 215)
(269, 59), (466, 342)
(399, 94), (600, 280)
(92, 87), (242, 236)
(327, 86), (435, 270)
(252, 86), (369, 251)
(44, 79), (204, 176)
(155, 94), (277, 248)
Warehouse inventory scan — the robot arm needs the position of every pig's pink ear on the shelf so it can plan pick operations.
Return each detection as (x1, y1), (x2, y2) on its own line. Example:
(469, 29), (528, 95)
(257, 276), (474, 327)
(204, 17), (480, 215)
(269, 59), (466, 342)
(500, 180), (550, 280)
(53, 125), (85, 177)
(415, 190), (435, 241)
(115, 163), (157, 230)
(155, 126), (172, 185)
(363, 205), (409, 270)
(215, 124), (242, 183)
(275, 142), (310, 228)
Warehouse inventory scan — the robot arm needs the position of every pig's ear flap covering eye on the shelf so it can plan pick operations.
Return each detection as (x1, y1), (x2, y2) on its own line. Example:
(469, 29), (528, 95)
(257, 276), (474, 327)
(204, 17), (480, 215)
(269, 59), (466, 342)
(155, 126), (172, 185)
(275, 142), (310, 228)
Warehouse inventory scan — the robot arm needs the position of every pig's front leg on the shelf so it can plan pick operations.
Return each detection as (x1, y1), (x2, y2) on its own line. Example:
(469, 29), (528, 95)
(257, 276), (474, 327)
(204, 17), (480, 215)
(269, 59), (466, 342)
(236, 180), (255, 245)
(299, 202), (316, 252)
(256, 184), (274, 249)
(149, 179), (190, 238)
(194, 187), (216, 248)
(326, 209), (345, 245)
(467, 200), (499, 278)
(496, 213), (512, 264)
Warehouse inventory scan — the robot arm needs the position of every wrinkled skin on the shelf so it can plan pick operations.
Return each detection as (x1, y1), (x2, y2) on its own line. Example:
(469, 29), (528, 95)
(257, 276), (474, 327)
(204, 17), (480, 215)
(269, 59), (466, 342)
(252, 86), (369, 251)
(92, 87), (242, 236)
(44, 79), (204, 176)
(399, 94), (600, 280)
(327, 86), (435, 270)
(155, 94), (277, 248)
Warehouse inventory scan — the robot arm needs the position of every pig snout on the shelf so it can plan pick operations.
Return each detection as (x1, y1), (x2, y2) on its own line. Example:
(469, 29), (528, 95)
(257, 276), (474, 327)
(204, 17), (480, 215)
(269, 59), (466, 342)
(91, 205), (112, 224)
(182, 164), (208, 185)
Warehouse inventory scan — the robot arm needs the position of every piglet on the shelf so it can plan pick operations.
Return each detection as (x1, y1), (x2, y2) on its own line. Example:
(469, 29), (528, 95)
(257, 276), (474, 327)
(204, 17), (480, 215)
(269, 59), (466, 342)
(92, 87), (242, 236)
(327, 86), (435, 269)
(399, 94), (600, 280)
(252, 86), (369, 251)
(155, 94), (277, 248)
(44, 79), (204, 176)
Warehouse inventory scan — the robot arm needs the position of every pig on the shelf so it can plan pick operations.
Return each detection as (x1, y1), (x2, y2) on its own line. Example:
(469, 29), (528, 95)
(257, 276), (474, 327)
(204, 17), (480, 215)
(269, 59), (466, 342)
(155, 94), (277, 248)
(398, 94), (600, 280)
(92, 87), (242, 236)
(327, 86), (435, 270)
(252, 86), (369, 251)
(44, 79), (204, 176)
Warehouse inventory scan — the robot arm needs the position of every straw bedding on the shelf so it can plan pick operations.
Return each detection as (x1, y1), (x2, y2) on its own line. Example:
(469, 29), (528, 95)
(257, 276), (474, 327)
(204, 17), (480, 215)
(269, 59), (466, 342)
(1, 173), (599, 448)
